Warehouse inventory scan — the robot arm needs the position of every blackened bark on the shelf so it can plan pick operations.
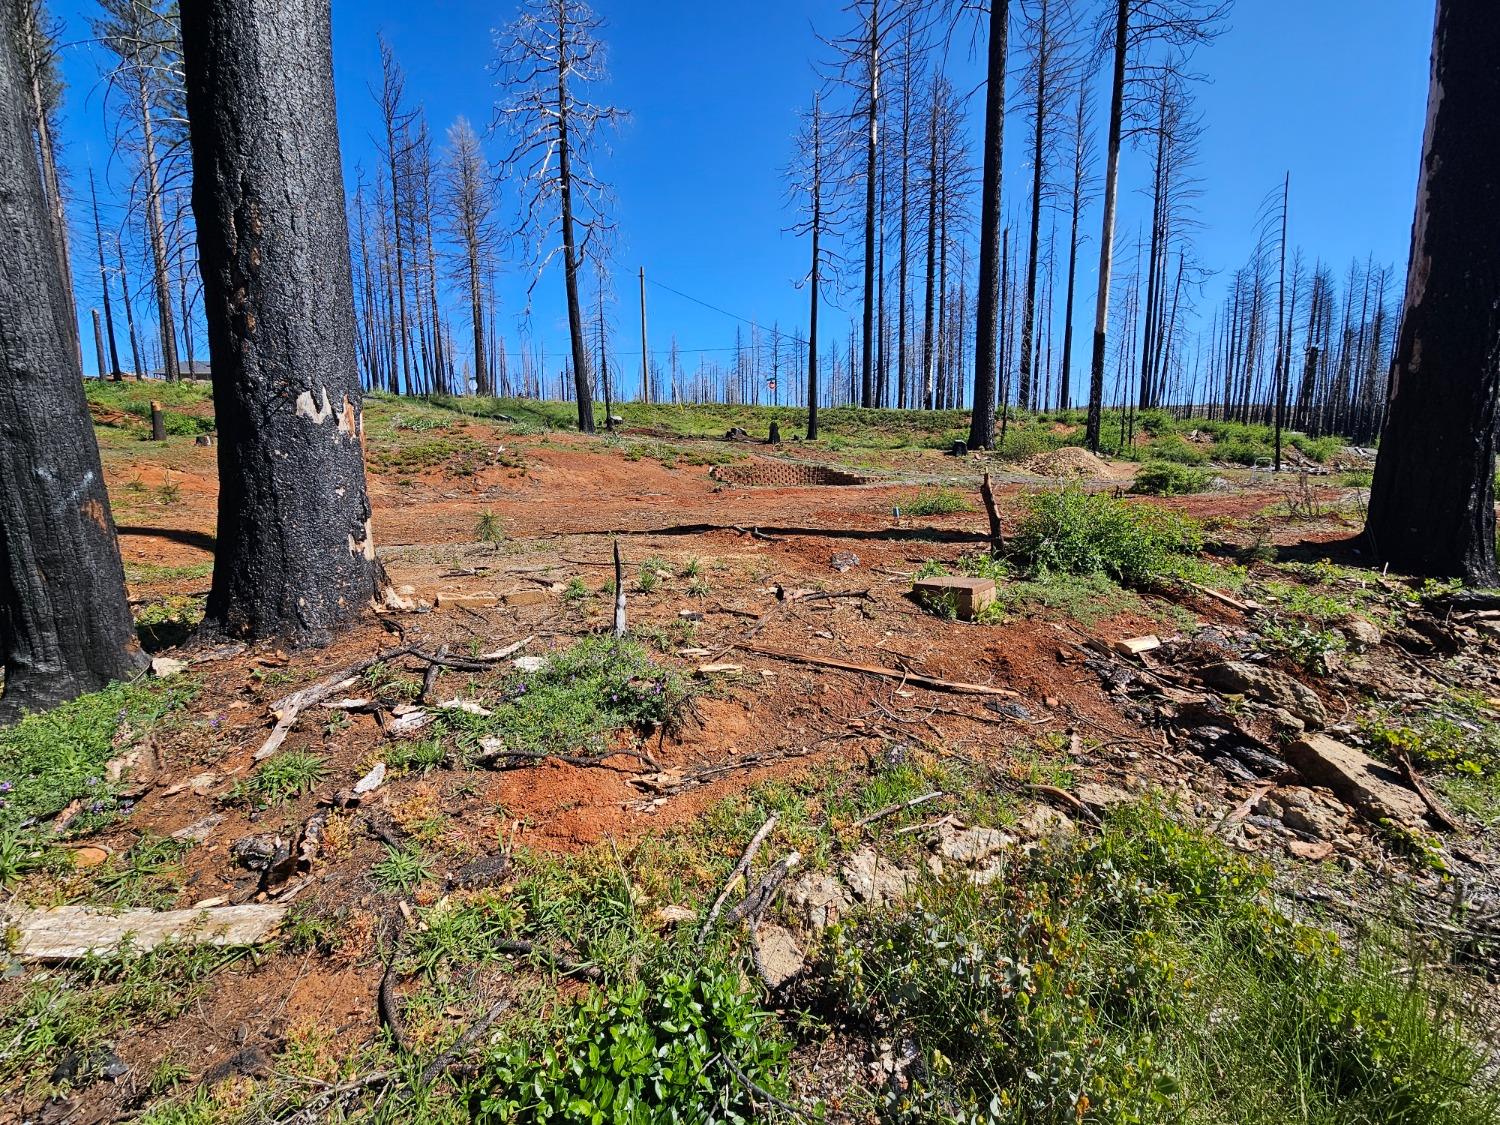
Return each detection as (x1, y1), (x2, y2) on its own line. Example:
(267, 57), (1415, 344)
(1367, 0), (1500, 585)
(968, 0), (1008, 450)
(0, 18), (145, 722)
(181, 0), (385, 640)
(859, 0), (879, 409)
(1086, 0), (1129, 451)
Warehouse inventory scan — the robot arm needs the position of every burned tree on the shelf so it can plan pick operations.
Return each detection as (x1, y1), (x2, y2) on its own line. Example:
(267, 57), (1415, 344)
(967, 0), (1010, 450)
(441, 116), (500, 396)
(787, 93), (846, 440)
(94, 0), (186, 382)
(1367, 0), (1499, 585)
(0, 12), (145, 721)
(493, 0), (625, 433)
(181, 0), (386, 640)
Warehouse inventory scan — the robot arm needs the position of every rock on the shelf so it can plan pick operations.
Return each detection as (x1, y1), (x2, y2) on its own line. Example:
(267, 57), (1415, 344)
(231, 833), (290, 873)
(787, 872), (854, 930)
(1197, 661), (1327, 729)
(1074, 782), (1133, 813)
(5, 903), (288, 962)
(51, 1046), (128, 1085)
(65, 845), (112, 869)
(949, 439), (968, 457)
(830, 551), (861, 572)
(150, 655), (188, 678)
(651, 904), (697, 929)
(1017, 805), (1074, 838)
(1345, 618), (1383, 651)
(985, 700), (1034, 721)
(754, 923), (805, 988)
(1287, 839), (1335, 862)
(353, 762), (387, 795)
(1282, 733), (1431, 828)
(933, 823), (1015, 865)
(512, 655), (549, 673)
(171, 814), (224, 843)
(840, 849), (914, 906)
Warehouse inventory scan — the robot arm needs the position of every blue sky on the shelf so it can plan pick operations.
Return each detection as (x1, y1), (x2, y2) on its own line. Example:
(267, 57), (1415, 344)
(51, 0), (1432, 392)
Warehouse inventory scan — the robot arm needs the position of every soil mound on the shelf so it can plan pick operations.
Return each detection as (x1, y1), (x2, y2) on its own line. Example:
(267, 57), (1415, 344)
(1021, 447), (1129, 479)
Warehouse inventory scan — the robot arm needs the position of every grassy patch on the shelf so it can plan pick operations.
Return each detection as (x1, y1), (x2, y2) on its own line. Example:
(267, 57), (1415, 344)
(442, 637), (687, 763)
(818, 802), (1498, 1124)
(0, 680), (194, 884)
(234, 750), (327, 807)
(1011, 487), (1202, 587)
(134, 594), (206, 649)
(902, 487), (973, 516)
(1132, 461), (1212, 496)
(916, 554), (1144, 625)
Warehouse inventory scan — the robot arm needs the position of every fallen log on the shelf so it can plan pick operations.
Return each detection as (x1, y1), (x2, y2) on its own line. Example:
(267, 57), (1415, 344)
(5, 903), (287, 962)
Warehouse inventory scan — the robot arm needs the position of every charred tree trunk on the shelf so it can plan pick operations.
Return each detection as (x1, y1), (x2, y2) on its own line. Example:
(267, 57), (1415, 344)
(0, 19), (145, 722)
(1086, 0), (1128, 450)
(859, 0), (880, 408)
(90, 169), (124, 380)
(1367, 0), (1500, 585)
(968, 0), (1008, 449)
(182, 0), (385, 640)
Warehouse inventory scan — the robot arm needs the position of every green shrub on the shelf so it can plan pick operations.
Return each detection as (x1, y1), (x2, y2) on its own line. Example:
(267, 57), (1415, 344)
(1148, 434), (1208, 465)
(1011, 487), (1202, 587)
(903, 487), (973, 516)
(472, 961), (787, 1123)
(1212, 437), (1272, 466)
(1288, 433), (1343, 463)
(1132, 461), (1212, 496)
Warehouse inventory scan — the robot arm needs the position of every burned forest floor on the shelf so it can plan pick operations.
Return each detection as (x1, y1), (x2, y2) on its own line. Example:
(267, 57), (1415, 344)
(3, 381), (1500, 1125)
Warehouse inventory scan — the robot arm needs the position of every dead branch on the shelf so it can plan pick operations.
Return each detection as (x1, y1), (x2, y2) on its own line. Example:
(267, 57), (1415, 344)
(257, 646), (415, 759)
(420, 645), (448, 703)
(738, 644), (1019, 697)
(1396, 754), (1463, 833)
(613, 538), (627, 638)
(697, 815), (779, 945)
(853, 791), (944, 829)
(472, 739), (658, 773)
(494, 937), (602, 981)
(417, 998), (512, 1086)
(723, 851), (801, 929)
(1023, 784), (1102, 826)
(1213, 781), (1278, 836)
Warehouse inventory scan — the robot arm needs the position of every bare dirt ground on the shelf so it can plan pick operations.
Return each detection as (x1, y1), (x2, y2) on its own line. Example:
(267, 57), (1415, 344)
(7, 400), (1498, 1123)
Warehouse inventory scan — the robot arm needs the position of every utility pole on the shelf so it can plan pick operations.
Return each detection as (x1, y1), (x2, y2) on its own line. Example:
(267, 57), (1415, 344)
(638, 266), (650, 404)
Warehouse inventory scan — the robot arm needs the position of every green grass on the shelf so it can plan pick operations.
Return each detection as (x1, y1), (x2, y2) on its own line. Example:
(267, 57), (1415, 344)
(440, 636), (687, 763)
(819, 802), (1498, 1125)
(1132, 461), (1213, 496)
(917, 554), (1144, 625)
(371, 843), (434, 893)
(902, 487), (973, 516)
(1012, 486), (1203, 588)
(0, 679), (194, 884)
(235, 750), (327, 807)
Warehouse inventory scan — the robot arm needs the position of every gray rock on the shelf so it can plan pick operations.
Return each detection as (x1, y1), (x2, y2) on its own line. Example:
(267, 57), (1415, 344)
(787, 872), (854, 930)
(1017, 805), (1075, 838)
(1074, 782), (1133, 812)
(1345, 618), (1383, 651)
(933, 823), (1015, 865)
(1197, 661), (1327, 729)
(840, 849), (915, 906)
(754, 923), (805, 988)
(1283, 734), (1430, 828)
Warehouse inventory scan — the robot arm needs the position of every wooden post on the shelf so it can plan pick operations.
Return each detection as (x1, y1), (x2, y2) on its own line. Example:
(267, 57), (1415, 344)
(612, 538), (627, 638)
(150, 400), (165, 441)
(980, 472), (1004, 556)
(638, 266), (650, 404)
(91, 309), (107, 380)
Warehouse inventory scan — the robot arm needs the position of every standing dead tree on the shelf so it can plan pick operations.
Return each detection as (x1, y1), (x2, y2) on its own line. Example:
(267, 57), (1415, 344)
(967, 0), (1011, 450)
(94, 0), (186, 382)
(182, 0), (387, 640)
(1367, 0), (1500, 586)
(1083, 0), (1230, 451)
(440, 116), (500, 396)
(493, 0), (626, 434)
(0, 8), (145, 721)
(786, 92), (848, 440)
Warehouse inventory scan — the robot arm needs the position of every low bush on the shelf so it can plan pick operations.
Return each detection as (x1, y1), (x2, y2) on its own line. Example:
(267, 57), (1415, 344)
(1011, 487), (1202, 587)
(821, 802), (1498, 1125)
(1148, 434), (1208, 465)
(471, 961), (787, 1123)
(902, 487), (972, 516)
(1132, 461), (1212, 496)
